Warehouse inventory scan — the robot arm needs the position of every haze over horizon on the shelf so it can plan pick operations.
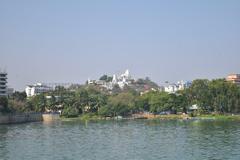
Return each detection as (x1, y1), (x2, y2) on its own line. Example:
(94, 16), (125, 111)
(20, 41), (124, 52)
(1, 0), (240, 91)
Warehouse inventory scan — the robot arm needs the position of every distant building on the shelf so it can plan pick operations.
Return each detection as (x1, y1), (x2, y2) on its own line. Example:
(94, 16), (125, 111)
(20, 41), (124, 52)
(25, 83), (53, 97)
(164, 84), (179, 93)
(164, 80), (192, 93)
(25, 82), (79, 97)
(7, 88), (14, 97)
(87, 79), (96, 85)
(226, 74), (240, 85)
(88, 69), (133, 90)
(0, 71), (8, 97)
(178, 80), (192, 90)
(113, 69), (132, 89)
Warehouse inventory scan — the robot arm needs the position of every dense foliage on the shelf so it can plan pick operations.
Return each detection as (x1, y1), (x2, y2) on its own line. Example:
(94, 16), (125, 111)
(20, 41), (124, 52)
(1, 79), (240, 117)
(99, 75), (113, 82)
(183, 79), (240, 113)
(0, 96), (9, 113)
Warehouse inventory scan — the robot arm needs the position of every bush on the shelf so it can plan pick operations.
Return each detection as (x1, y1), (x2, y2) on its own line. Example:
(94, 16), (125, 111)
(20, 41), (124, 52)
(98, 105), (113, 117)
(0, 96), (10, 113)
(61, 106), (79, 118)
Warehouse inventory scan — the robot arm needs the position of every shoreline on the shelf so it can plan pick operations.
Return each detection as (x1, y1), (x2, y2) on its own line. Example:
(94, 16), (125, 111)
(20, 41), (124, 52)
(2, 113), (240, 125)
(60, 113), (240, 122)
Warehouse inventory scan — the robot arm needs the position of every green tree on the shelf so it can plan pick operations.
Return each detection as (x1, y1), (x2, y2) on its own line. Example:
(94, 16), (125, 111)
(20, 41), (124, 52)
(99, 75), (108, 81)
(46, 95), (56, 111)
(208, 79), (240, 113)
(24, 100), (34, 112)
(0, 96), (9, 113)
(12, 91), (27, 101)
(135, 95), (150, 112)
(101, 92), (136, 117)
(99, 75), (113, 82)
(62, 104), (79, 118)
(30, 94), (46, 112)
(149, 92), (169, 113)
(185, 79), (211, 112)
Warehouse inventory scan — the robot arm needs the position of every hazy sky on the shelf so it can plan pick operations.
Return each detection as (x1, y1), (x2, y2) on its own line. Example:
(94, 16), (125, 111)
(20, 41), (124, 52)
(1, 0), (240, 91)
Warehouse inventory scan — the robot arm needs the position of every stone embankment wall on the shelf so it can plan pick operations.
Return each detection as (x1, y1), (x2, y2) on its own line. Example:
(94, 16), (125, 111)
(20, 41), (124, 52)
(0, 113), (43, 124)
(0, 113), (60, 124)
(42, 113), (60, 122)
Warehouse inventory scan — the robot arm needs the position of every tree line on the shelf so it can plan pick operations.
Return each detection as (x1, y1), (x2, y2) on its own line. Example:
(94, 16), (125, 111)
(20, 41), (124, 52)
(0, 79), (240, 117)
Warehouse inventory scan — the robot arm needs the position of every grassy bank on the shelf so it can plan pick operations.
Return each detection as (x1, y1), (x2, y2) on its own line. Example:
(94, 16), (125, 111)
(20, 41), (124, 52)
(197, 114), (240, 120)
(61, 113), (103, 121)
(61, 113), (190, 121)
(61, 113), (240, 122)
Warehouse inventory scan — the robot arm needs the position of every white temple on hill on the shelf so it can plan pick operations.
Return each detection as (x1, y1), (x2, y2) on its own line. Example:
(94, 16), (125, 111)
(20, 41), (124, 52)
(88, 69), (133, 90)
(112, 69), (131, 88)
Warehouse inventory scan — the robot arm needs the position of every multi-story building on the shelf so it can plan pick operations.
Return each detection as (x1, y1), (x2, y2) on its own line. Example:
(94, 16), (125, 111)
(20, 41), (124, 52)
(226, 74), (240, 85)
(0, 71), (8, 97)
(25, 83), (53, 97)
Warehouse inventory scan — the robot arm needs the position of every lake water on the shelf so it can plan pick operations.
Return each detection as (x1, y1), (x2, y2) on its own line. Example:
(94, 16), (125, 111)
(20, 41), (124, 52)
(0, 119), (240, 160)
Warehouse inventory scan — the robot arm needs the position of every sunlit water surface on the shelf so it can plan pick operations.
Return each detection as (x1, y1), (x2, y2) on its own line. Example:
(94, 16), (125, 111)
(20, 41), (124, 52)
(0, 119), (240, 160)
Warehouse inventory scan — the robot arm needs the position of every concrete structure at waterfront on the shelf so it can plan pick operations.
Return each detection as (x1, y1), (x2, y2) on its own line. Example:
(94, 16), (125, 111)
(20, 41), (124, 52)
(0, 113), (60, 124)
(25, 83), (53, 97)
(0, 113), (43, 124)
(0, 71), (8, 97)
(164, 80), (192, 93)
(226, 74), (240, 85)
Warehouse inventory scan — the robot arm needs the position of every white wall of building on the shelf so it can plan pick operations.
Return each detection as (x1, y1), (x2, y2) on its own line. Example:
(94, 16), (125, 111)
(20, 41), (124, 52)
(25, 83), (53, 97)
(164, 81), (192, 93)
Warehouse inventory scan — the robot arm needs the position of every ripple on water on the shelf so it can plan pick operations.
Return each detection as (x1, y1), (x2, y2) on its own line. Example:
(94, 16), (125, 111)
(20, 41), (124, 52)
(0, 120), (240, 160)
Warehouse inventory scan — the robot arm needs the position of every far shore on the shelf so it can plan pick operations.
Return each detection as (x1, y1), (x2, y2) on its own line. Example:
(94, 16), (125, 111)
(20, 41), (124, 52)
(2, 112), (240, 125)
(60, 113), (240, 122)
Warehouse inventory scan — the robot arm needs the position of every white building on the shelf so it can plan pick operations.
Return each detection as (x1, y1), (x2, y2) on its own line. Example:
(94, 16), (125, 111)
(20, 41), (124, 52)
(25, 83), (53, 97)
(112, 69), (132, 89)
(164, 81), (192, 93)
(164, 84), (179, 93)
(0, 71), (8, 97)
(177, 80), (192, 90)
(88, 69), (133, 90)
